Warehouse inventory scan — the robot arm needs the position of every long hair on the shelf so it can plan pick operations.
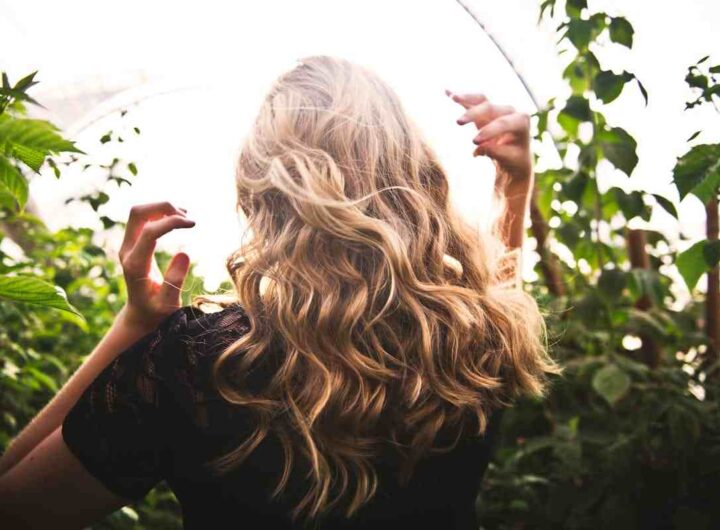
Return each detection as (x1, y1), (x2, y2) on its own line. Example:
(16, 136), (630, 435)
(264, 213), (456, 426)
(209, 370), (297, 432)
(205, 55), (559, 521)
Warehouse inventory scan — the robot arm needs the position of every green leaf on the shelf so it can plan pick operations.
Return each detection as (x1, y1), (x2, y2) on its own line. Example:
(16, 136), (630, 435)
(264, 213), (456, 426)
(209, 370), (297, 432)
(703, 240), (720, 268)
(672, 144), (720, 202)
(535, 170), (566, 218)
(628, 269), (665, 307)
(0, 275), (86, 328)
(88, 191), (110, 211)
(609, 17), (634, 48)
(612, 187), (645, 220)
(710, 65), (720, 74)
(592, 364), (631, 406)
(557, 221), (582, 248)
(100, 215), (118, 229)
(565, 0), (586, 18)
(676, 240), (708, 290)
(563, 171), (589, 202)
(667, 406), (701, 450)
(26, 366), (58, 392)
(566, 19), (593, 50)
(13, 71), (39, 91)
(687, 131), (701, 142)
(0, 155), (29, 208)
(685, 72), (708, 90)
(635, 78), (649, 105)
(0, 87), (45, 108)
(128, 162), (137, 175)
(594, 71), (633, 104)
(10, 143), (46, 171)
(538, 0), (556, 22)
(598, 268), (626, 300)
(0, 117), (83, 172)
(589, 12), (607, 33)
(563, 61), (591, 94)
(578, 145), (597, 168)
(558, 96), (591, 136)
(598, 127), (638, 176)
(652, 194), (678, 219)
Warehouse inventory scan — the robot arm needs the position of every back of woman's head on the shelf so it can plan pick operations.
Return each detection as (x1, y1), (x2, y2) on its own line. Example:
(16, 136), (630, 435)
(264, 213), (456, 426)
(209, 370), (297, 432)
(208, 55), (559, 521)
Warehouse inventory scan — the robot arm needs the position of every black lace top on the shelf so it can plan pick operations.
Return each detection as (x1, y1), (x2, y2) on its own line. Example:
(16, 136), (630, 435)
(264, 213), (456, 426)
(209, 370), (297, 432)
(62, 304), (504, 530)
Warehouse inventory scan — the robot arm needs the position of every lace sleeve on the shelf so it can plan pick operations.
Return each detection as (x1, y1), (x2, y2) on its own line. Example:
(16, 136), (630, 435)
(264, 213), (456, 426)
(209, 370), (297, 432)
(61, 308), (189, 501)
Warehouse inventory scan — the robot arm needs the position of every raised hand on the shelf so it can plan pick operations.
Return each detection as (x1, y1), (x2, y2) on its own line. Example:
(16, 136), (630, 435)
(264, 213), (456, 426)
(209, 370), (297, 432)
(118, 202), (196, 332)
(447, 90), (533, 194)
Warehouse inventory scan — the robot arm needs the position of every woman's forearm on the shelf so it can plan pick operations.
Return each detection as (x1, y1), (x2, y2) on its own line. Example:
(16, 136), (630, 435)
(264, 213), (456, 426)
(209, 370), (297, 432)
(0, 306), (154, 476)
(495, 172), (534, 250)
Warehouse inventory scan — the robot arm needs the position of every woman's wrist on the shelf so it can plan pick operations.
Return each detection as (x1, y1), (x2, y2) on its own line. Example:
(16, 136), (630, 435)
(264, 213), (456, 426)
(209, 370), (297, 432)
(115, 305), (160, 339)
(494, 161), (533, 197)
(494, 168), (534, 251)
(496, 175), (533, 209)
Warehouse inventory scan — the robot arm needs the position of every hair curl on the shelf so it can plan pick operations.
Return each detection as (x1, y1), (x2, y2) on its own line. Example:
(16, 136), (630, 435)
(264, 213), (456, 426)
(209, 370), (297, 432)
(204, 55), (560, 521)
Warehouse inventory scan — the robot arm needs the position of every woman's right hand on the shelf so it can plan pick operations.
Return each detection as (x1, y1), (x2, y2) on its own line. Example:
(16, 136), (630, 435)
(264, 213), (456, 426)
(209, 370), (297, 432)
(118, 202), (196, 333)
(447, 90), (534, 196)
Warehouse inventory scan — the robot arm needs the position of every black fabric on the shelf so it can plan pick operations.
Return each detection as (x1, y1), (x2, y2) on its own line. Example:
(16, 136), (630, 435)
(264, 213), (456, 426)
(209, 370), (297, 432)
(62, 304), (504, 530)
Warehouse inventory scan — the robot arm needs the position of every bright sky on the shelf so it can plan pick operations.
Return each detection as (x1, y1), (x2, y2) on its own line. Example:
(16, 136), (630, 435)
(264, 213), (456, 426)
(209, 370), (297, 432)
(1, 0), (719, 290)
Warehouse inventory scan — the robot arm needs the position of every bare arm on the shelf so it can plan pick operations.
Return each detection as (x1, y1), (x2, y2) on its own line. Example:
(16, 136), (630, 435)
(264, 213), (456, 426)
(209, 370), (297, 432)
(493, 172), (534, 251)
(0, 202), (194, 528)
(0, 307), (155, 476)
(448, 90), (534, 278)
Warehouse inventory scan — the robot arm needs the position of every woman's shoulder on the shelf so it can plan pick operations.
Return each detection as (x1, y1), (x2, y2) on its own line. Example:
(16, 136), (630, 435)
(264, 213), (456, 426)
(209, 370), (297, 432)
(159, 302), (251, 350)
(152, 303), (252, 412)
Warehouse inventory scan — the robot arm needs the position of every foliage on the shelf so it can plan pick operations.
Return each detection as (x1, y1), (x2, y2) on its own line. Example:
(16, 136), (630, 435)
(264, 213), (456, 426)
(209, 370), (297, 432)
(673, 59), (720, 293)
(476, 1), (720, 529)
(0, 72), (87, 321)
(0, 74), (191, 528)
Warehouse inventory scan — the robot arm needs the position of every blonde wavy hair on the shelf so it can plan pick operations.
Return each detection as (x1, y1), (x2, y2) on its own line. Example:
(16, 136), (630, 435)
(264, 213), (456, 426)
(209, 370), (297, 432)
(205, 55), (559, 521)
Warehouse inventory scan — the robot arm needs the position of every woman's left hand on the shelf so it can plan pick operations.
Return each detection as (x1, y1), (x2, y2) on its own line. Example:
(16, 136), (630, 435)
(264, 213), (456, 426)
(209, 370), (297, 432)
(447, 90), (534, 194)
(118, 202), (196, 333)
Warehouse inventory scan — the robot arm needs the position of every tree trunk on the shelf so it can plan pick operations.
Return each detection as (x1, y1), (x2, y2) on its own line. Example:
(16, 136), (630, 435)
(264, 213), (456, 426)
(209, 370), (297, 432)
(627, 228), (661, 368)
(706, 195), (719, 361)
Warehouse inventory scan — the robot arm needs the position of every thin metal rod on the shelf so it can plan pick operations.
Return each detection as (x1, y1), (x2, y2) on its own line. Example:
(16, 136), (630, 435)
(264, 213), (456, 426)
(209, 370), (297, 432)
(455, 0), (542, 110)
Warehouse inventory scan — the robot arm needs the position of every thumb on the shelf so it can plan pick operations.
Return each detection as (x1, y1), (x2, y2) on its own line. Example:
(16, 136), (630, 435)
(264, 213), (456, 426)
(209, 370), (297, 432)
(159, 252), (190, 307)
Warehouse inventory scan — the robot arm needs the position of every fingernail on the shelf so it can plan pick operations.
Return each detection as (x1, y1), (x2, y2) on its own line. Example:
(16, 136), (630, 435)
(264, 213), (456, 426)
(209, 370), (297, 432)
(457, 117), (469, 125)
(445, 89), (452, 97)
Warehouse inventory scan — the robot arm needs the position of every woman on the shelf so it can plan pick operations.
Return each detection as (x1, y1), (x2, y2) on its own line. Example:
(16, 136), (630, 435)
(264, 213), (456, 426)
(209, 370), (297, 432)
(0, 56), (559, 529)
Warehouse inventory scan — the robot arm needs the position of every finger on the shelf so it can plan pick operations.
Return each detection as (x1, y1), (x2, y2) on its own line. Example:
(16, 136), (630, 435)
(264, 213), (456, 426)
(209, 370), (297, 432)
(120, 202), (185, 259)
(473, 142), (498, 158)
(123, 215), (195, 278)
(457, 103), (514, 127)
(473, 113), (530, 144)
(159, 252), (190, 307)
(446, 90), (488, 109)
